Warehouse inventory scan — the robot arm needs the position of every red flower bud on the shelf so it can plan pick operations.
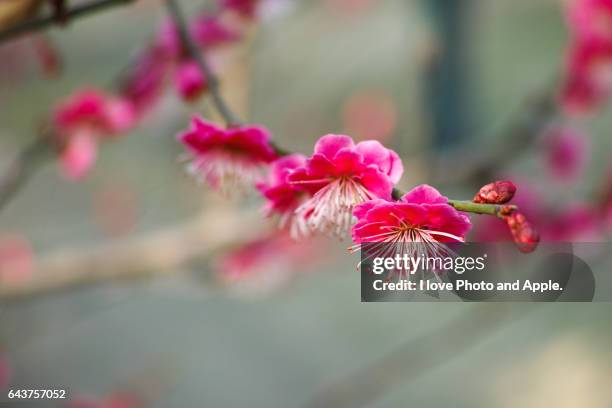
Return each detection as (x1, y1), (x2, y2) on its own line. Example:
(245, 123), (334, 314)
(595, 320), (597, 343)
(473, 180), (517, 204)
(504, 212), (539, 253)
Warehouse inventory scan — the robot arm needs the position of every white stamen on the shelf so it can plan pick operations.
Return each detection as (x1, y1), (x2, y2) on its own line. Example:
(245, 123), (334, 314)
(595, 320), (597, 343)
(186, 151), (266, 195)
(351, 224), (462, 280)
(294, 176), (376, 238)
(277, 211), (311, 240)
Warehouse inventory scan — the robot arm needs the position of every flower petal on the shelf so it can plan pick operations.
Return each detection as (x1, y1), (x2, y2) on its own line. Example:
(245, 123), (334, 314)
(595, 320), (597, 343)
(313, 134), (355, 160)
(401, 184), (448, 205)
(358, 167), (393, 199)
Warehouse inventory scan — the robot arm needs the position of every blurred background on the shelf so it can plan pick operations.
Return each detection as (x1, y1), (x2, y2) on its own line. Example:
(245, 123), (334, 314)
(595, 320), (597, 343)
(1, 0), (612, 407)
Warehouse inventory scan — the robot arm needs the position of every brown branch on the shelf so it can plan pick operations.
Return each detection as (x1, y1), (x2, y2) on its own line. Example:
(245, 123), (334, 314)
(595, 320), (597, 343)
(0, 0), (137, 43)
(164, 0), (242, 127)
(0, 136), (51, 212)
(306, 304), (530, 408)
(0, 209), (264, 303)
(162, 0), (288, 156)
(0, 0), (146, 213)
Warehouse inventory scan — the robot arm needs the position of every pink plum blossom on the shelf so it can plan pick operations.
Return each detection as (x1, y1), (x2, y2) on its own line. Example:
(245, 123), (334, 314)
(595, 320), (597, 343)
(119, 48), (168, 117)
(214, 231), (323, 295)
(256, 154), (310, 237)
(174, 60), (208, 102)
(178, 116), (278, 192)
(120, 13), (240, 108)
(287, 134), (403, 237)
(156, 16), (241, 59)
(54, 89), (134, 136)
(164, 15), (240, 105)
(53, 89), (135, 180)
(351, 184), (471, 245)
(190, 15), (242, 47)
(562, 0), (612, 113)
(542, 125), (589, 181)
(561, 37), (612, 113)
(350, 185), (471, 273)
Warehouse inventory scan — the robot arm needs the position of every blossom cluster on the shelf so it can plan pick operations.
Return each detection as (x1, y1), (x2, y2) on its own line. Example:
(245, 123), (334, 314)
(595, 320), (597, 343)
(120, 0), (262, 114)
(52, 89), (135, 179)
(27, 0), (549, 287)
(177, 118), (540, 254)
(48, 1), (262, 180)
(562, 0), (612, 113)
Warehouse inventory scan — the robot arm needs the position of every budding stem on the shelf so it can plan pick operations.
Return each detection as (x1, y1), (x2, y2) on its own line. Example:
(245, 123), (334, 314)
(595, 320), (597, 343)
(447, 200), (515, 218)
(392, 188), (515, 218)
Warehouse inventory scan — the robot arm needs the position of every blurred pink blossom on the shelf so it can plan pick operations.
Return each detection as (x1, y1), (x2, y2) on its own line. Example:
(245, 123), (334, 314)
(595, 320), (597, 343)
(54, 89), (135, 136)
(173, 60), (208, 102)
(562, 0), (612, 113)
(53, 89), (135, 180)
(214, 231), (322, 293)
(190, 15), (242, 48)
(567, 0), (612, 40)
(561, 37), (612, 113)
(119, 48), (168, 117)
(0, 233), (34, 283)
(342, 90), (397, 142)
(156, 16), (240, 59)
(541, 125), (589, 181)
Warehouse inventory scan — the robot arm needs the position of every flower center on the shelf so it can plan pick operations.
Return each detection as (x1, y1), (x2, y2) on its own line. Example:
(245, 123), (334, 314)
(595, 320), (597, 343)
(294, 176), (375, 238)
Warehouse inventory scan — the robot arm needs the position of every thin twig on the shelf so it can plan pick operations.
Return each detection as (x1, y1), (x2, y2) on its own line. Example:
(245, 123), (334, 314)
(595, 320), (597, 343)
(0, 136), (51, 212)
(392, 188), (516, 218)
(164, 0), (242, 127)
(0, 0), (137, 43)
(447, 200), (515, 218)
